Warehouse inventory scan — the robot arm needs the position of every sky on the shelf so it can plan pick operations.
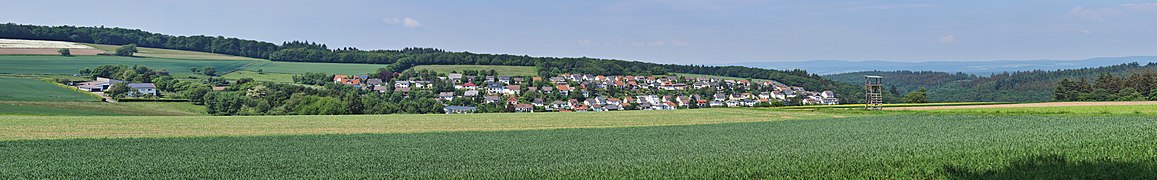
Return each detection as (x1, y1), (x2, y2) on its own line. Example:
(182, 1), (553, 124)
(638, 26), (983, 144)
(2, 0), (1156, 64)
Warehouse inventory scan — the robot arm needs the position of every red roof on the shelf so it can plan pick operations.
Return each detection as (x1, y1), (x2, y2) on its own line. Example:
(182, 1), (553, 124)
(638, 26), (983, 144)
(463, 82), (476, 87)
(556, 85), (571, 91)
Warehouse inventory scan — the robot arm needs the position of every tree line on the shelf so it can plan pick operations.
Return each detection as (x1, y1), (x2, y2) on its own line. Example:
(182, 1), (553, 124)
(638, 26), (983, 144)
(1054, 70), (1157, 101)
(0, 23), (278, 58)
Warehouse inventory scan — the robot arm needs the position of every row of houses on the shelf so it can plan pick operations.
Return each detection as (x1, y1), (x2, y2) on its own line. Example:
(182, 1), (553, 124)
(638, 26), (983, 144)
(330, 73), (841, 114)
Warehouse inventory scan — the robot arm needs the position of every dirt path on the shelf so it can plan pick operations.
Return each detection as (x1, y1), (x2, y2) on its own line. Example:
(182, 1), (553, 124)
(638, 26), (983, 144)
(890, 101), (1157, 110)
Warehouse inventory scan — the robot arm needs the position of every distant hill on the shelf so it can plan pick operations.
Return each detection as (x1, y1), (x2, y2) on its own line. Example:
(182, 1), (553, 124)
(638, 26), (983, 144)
(732, 56), (1157, 75)
(825, 62), (1157, 102)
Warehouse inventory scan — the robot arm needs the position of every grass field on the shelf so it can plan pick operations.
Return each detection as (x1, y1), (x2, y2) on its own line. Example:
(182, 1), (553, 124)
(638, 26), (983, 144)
(411, 65), (538, 76)
(85, 44), (264, 61)
(219, 70), (295, 83)
(0, 108), (835, 140)
(0, 111), (1153, 178)
(242, 61), (389, 75)
(918, 104), (1157, 115)
(0, 55), (250, 75)
(0, 101), (205, 116)
(0, 76), (99, 101)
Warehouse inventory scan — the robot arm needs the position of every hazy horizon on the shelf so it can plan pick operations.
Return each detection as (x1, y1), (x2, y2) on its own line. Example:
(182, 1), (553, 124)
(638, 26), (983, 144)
(3, 0), (1156, 64)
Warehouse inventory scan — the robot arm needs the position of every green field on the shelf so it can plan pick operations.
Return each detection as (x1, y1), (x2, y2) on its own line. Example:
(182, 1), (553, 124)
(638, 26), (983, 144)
(219, 70), (295, 83)
(85, 44), (264, 61)
(0, 101), (205, 116)
(1, 106), (1156, 178)
(919, 104), (1157, 115)
(0, 76), (99, 101)
(242, 61), (389, 75)
(0, 55), (250, 75)
(411, 65), (537, 76)
(0, 108), (833, 140)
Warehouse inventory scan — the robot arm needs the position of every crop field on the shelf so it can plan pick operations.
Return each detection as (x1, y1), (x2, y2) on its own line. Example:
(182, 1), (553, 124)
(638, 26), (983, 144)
(0, 76), (99, 101)
(0, 110), (1153, 178)
(0, 108), (834, 140)
(0, 39), (94, 49)
(0, 55), (249, 75)
(242, 61), (389, 75)
(916, 103), (1157, 115)
(219, 70), (295, 83)
(411, 65), (537, 76)
(85, 44), (263, 61)
(0, 101), (206, 116)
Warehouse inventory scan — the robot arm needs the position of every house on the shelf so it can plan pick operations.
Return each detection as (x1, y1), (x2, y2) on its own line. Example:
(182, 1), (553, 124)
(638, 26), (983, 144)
(438, 92), (455, 101)
(498, 76), (512, 84)
(710, 100), (724, 107)
(366, 78), (384, 86)
(725, 100), (740, 107)
(604, 104), (622, 111)
(514, 104), (534, 113)
(444, 106), (477, 114)
(373, 86), (389, 93)
(395, 81), (411, 89)
(483, 96), (501, 104)
(532, 98), (545, 107)
(740, 99), (757, 107)
(487, 82), (505, 94)
(125, 83), (157, 96)
(447, 73), (463, 81)
(75, 77), (125, 92)
(463, 90), (480, 97)
(332, 75), (349, 83)
(503, 85), (521, 95)
(551, 100), (569, 109)
(456, 82), (477, 90)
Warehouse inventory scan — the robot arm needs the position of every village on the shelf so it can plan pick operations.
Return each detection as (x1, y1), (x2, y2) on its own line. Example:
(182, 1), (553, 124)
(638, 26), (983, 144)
(332, 73), (841, 114)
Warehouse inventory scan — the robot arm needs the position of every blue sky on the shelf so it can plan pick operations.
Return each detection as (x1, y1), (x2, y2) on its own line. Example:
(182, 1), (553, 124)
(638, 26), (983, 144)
(2, 0), (1156, 64)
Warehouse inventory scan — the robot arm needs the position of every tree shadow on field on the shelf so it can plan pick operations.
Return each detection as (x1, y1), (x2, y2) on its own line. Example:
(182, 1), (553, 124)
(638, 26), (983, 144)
(943, 154), (1157, 179)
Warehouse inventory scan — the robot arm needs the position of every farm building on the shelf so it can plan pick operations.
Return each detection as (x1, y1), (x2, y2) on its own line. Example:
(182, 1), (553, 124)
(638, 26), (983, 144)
(126, 83), (158, 97)
(75, 77), (126, 92)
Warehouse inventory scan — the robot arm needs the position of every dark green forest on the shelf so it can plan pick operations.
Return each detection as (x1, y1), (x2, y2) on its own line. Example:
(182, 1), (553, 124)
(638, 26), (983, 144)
(0, 23), (862, 103)
(1054, 71), (1157, 101)
(825, 62), (1157, 102)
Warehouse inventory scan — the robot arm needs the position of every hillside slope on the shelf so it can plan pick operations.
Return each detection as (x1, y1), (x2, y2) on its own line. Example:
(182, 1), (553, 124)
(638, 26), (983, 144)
(825, 61), (1157, 102)
(1, 23), (862, 103)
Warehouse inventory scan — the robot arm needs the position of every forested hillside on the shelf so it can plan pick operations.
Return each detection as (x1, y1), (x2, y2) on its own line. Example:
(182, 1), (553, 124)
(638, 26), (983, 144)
(0, 23), (862, 103)
(826, 62), (1157, 102)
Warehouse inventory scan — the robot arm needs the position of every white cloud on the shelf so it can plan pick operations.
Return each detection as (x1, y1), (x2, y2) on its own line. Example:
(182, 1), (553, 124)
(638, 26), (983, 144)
(1080, 30), (1093, 34)
(938, 35), (956, 44)
(382, 17), (421, 28)
(578, 39), (593, 45)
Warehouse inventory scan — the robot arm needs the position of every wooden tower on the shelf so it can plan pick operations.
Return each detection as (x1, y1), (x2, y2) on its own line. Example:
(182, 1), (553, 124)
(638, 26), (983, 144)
(865, 76), (883, 110)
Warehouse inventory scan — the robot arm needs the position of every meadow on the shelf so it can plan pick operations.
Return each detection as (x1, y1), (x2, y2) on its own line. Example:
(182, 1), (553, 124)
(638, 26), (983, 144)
(218, 70), (295, 83)
(0, 101), (204, 116)
(0, 111), (1153, 178)
(411, 65), (538, 76)
(0, 55), (250, 75)
(0, 108), (834, 140)
(0, 76), (99, 101)
(242, 61), (390, 75)
(86, 43), (264, 61)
